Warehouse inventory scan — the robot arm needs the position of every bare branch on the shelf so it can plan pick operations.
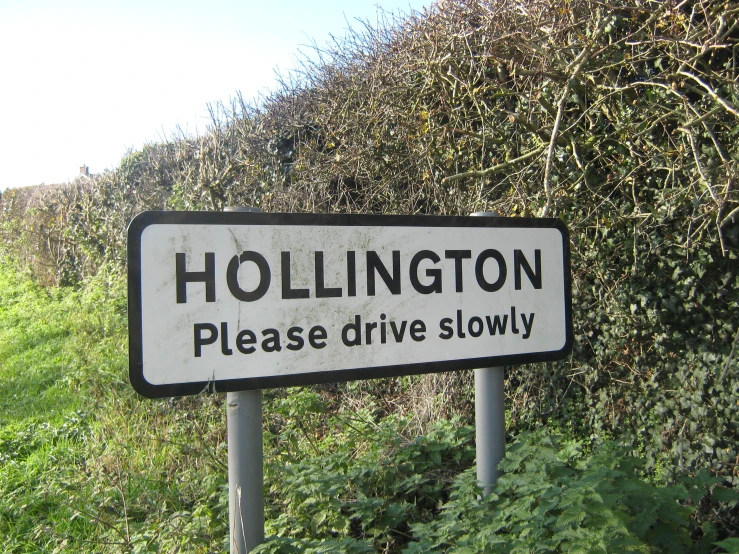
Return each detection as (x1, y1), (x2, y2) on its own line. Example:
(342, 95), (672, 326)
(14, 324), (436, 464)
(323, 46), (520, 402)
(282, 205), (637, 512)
(442, 147), (545, 183)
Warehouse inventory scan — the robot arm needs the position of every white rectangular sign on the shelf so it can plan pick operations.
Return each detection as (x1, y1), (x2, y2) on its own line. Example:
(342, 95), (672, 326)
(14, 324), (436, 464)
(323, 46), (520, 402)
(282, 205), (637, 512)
(128, 212), (572, 397)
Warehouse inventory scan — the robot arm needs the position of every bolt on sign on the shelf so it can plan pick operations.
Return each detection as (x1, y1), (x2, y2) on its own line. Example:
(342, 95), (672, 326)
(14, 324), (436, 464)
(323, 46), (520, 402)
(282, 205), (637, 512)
(128, 212), (573, 398)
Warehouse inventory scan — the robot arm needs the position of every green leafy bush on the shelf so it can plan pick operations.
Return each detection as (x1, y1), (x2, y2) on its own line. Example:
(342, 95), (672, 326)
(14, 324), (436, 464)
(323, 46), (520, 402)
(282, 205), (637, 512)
(406, 430), (739, 553)
(260, 387), (476, 552)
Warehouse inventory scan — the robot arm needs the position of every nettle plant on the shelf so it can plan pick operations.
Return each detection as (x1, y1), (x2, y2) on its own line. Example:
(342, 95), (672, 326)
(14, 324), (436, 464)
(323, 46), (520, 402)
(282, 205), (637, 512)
(253, 389), (739, 553)
(258, 388), (477, 552)
(406, 430), (739, 554)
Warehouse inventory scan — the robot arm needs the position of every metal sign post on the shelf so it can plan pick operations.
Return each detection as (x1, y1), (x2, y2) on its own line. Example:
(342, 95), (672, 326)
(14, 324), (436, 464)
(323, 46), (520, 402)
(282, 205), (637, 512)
(224, 207), (265, 554)
(227, 388), (264, 553)
(471, 212), (506, 495)
(475, 364), (505, 495)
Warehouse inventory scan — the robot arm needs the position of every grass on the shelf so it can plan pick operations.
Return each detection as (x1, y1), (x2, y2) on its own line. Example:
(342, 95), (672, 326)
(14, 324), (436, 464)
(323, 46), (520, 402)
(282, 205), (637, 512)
(0, 283), (81, 423)
(0, 260), (230, 552)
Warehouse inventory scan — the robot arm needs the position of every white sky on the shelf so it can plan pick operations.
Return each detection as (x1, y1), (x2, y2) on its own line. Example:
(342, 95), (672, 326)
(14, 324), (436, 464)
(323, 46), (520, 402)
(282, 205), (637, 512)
(0, 0), (430, 191)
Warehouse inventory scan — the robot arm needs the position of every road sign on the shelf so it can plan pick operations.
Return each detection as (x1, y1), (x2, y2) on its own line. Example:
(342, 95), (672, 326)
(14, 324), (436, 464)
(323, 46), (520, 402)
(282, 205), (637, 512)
(128, 211), (572, 397)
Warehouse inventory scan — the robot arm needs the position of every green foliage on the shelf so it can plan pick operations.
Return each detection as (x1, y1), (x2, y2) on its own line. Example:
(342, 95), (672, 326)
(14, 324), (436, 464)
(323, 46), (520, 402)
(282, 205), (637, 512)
(406, 430), (739, 553)
(506, 185), (739, 489)
(715, 538), (739, 554)
(261, 387), (476, 551)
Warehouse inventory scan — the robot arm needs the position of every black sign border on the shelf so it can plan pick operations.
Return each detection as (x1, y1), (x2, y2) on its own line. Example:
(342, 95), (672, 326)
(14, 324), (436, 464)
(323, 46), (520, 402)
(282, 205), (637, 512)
(128, 211), (573, 398)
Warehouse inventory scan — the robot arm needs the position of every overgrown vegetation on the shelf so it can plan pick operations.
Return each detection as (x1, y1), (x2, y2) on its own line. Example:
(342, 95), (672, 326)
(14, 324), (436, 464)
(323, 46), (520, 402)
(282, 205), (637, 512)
(1, 259), (737, 551)
(1, 0), (738, 550)
(0, 261), (229, 551)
